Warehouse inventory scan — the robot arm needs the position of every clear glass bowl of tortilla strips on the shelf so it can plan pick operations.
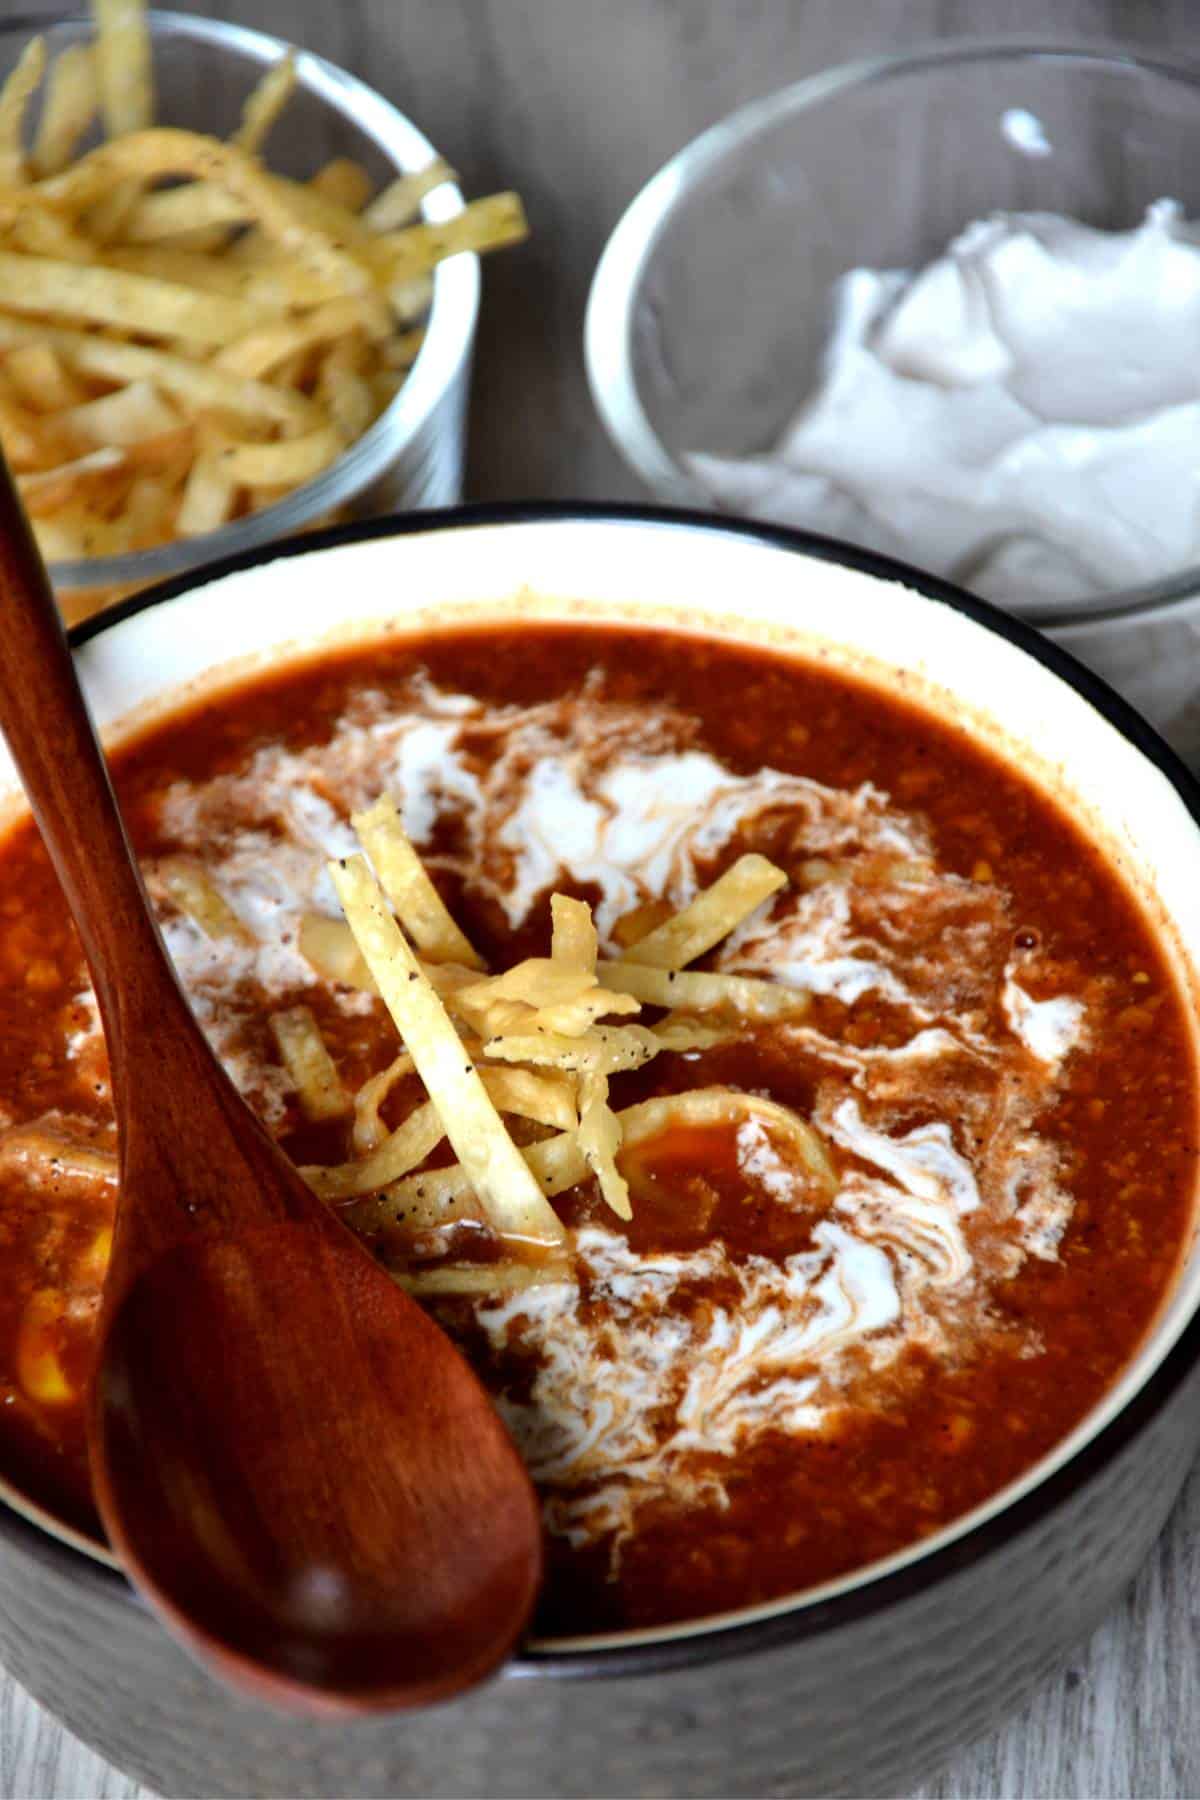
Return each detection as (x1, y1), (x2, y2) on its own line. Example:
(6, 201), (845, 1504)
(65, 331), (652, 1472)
(0, 6), (528, 625)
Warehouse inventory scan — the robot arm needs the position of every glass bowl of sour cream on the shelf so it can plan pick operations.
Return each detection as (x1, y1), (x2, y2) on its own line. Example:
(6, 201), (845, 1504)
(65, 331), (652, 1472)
(586, 42), (1200, 763)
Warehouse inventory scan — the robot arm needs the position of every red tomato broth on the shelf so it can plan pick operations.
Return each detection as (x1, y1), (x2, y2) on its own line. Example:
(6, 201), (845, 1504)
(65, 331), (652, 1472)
(0, 621), (1192, 1636)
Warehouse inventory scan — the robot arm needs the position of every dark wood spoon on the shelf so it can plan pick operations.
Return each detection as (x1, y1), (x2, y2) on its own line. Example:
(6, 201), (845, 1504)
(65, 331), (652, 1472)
(0, 463), (542, 1714)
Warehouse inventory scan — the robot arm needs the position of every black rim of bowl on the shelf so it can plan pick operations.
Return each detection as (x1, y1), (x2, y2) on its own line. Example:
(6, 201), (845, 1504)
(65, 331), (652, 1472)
(1, 500), (1195, 1683)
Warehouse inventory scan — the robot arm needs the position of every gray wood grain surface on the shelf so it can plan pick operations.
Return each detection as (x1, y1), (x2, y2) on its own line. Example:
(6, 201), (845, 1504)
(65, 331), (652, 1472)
(5, 1), (1200, 1795)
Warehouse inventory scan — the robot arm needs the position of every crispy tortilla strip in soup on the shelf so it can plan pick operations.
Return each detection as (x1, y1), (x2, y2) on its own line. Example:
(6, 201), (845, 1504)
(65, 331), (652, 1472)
(0, 621), (1192, 1634)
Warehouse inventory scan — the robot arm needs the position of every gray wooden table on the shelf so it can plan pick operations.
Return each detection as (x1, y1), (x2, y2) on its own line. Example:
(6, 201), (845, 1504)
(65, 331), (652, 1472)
(6, 2), (1200, 1795)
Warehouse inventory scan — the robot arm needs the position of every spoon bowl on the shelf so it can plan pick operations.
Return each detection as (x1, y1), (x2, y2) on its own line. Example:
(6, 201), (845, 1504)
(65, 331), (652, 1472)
(96, 1221), (542, 1713)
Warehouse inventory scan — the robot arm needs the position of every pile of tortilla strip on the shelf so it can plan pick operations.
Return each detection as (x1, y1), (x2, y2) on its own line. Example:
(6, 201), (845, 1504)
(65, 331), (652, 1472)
(0, 0), (527, 590)
(0, 796), (840, 1293)
(287, 797), (834, 1293)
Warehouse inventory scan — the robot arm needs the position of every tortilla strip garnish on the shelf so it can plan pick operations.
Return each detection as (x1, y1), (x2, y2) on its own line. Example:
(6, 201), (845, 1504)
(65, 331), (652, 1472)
(92, 0), (154, 136)
(347, 1088), (834, 1251)
(618, 1087), (837, 1198)
(0, 38), (46, 187)
(460, 958), (594, 1010)
(481, 1023), (663, 1075)
(269, 1005), (350, 1123)
(298, 912), (374, 991)
(620, 853), (787, 969)
(550, 893), (598, 973)
(232, 53), (297, 156)
(577, 1068), (630, 1221)
(395, 1263), (566, 1298)
(0, 1124), (117, 1185)
(351, 1051), (414, 1154)
(651, 1015), (731, 1053)
(158, 855), (251, 943)
(598, 960), (811, 1022)
(352, 794), (484, 969)
(30, 45), (97, 179)
(344, 1130), (588, 1243)
(525, 985), (641, 1037)
(328, 853), (566, 1249)
(480, 1066), (578, 1133)
(302, 1099), (444, 1202)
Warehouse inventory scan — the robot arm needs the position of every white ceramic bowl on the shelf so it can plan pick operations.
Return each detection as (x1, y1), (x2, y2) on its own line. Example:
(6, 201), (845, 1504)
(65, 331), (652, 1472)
(1, 508), (1199, 1798)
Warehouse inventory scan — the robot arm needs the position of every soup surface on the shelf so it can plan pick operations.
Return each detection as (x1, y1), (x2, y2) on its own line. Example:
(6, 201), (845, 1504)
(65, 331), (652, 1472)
(0, 623), (1194, 1635)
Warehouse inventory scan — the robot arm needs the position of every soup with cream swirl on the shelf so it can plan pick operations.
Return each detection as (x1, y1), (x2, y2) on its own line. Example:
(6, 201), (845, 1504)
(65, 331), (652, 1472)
(0, 622), (1194, 1636)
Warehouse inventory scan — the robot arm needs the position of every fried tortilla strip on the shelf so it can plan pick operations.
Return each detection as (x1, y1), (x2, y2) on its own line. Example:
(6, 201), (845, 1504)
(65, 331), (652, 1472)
(298, 912), (374, 991)
(118, 181), (251, 244)
(346, 1128), (588, 1240)
(0, 251), (270, 345)
(310, 158), (373, 213)
(31, 44), (97, 178)
(215, 293), (389, 379)
(353, 1089), (834, 1245)
(623, 854), (787, 969)
(526, 985), (640, 1037)
(482, 1023), (662, 1075)
(303, 1099), (444, 1201)
(650, 1015), (731, 1053)
(102, 242), (341, 312)
(460, 959), (593, 1011)
(370, 192), (529, 283)
(0, 1124), (117, 1185)
(0, 314), (317, 429)
(59, 378), (180, 448)
(447, 987), (530, 1039)
(38, 129), (369, 293)
(458, 925), (636, 1038)
(214, 423), (343, 488)
(480, 1065), (577, 1132)
(352, 794), (484, 970)
(318, 338), (374, 441)
(4, 343), (89, 412)
(362, 160), (455, 232)
(329, 853), (566, 1248)
(232, 52), (296, 155)
(269, 1005), (351, 1123)
(17, 448), (126, 515)
(351, 1051), (414, 1155)
(158, 855), (251, 942)
(175, 448), (235, 537)
(83, 180), (143, 247)
(394, 1263), (567, 1298)
(93, 0), (155, 135)
(577, 1068), (630, 1221)
(4, 205), (93, 262)
(598, 959), (811, 1022)
(550, 892), (598, 974)
(620, 1087), (837, 1198)
(612, 898), (672, 949)
(0, 37), (46, 188)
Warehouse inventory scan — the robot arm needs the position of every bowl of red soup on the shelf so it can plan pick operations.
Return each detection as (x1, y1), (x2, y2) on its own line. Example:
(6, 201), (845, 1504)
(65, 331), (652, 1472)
(0, 505), (1198, 1798)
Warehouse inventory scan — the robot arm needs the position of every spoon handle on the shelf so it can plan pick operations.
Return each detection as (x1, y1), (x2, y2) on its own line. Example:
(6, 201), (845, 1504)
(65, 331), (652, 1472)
(0, 458), (201, 1096)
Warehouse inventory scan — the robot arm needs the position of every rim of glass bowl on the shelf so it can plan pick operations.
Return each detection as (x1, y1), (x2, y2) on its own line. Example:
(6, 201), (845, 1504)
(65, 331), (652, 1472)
(585, 38), (1200, 629)
(1, 8), (481, 595)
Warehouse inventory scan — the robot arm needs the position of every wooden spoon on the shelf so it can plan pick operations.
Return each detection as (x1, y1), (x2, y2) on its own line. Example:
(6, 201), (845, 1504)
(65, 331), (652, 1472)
(0, 464), (543, 1714)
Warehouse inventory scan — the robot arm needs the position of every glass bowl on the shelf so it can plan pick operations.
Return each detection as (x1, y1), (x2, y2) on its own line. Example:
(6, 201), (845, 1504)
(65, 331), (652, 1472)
(2, 9), (480, 623)
(585, 42), (1200, 758)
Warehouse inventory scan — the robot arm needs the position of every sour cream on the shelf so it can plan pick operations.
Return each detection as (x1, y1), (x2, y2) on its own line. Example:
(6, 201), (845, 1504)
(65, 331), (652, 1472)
(688, 200), (1200, 612)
